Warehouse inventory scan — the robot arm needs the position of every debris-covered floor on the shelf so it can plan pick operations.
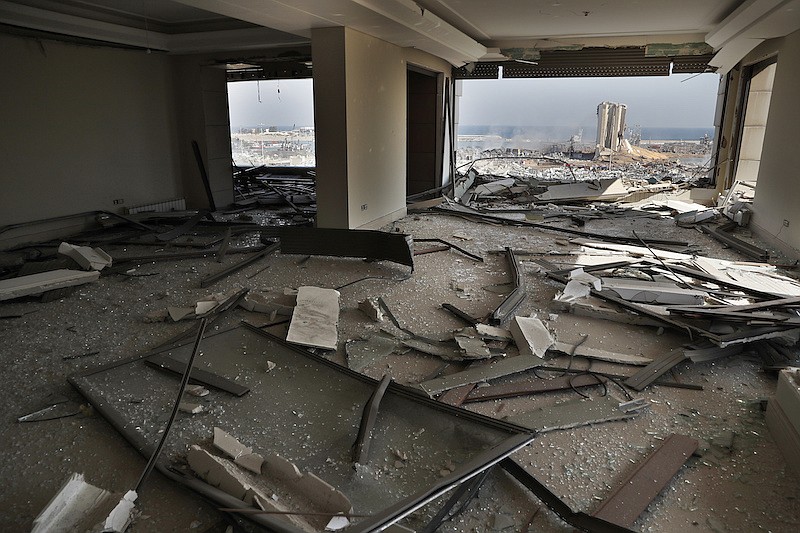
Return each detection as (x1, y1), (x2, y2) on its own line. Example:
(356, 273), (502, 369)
(2, 177), (800, 532)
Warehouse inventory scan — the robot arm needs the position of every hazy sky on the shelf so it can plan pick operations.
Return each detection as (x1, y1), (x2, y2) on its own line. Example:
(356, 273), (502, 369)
(458, 73), (720, 129)
(227, 72), (720, 129)
(228, 79), (315, 128)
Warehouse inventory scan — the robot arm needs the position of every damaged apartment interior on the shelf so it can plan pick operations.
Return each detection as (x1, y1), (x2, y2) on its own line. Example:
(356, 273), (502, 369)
(3, 1), (800, 531)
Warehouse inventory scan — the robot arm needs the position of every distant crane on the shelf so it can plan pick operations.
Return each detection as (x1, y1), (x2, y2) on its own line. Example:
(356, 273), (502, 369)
(630, 124), (642, 147)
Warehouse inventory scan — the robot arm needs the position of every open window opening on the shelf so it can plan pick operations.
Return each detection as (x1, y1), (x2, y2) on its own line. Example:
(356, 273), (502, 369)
(227, 79), (315, 169)
(455, 72), (720, 184)
(226, 77), (316, 215)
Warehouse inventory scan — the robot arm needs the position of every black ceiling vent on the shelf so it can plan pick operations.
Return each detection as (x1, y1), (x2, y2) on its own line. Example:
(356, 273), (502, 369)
(454, 47), (714, 79)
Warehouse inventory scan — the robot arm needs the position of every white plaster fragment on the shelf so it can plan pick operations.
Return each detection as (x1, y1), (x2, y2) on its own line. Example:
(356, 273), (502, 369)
(0, 269), (99, 301)
(58, 242), (112, 271)
(286, 286), (340, 350)
(510, 316), (554, 358)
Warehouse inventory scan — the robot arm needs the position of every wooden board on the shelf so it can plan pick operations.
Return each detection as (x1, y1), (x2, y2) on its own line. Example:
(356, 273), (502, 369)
(592, 434), (698, 527)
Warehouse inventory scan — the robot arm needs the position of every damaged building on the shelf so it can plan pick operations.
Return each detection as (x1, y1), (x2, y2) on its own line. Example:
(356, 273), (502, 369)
(596, 102), (628, 154)
(2, 1), (800, 532)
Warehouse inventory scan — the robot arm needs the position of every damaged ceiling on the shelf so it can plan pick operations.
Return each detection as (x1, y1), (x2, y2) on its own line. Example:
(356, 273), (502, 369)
(4, 0), (796, 73)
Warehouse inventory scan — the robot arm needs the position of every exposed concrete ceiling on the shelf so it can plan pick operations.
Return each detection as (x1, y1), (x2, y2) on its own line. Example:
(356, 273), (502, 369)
(2, 0), (800, 70)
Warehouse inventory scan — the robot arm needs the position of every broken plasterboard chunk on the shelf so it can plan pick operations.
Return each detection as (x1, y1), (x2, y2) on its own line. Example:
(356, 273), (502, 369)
(601, 278), (707, 305)
(419, 354), (544, 396)
(187, 445), (273, 508)
(178, 402), (204, 414)
(568, 268), (602, 290)
(475, 323), (513, 340)
(346, 334), (400, 372)
(325, 516), (351, 531)
(0, 269), (99, 302)
(214, 426), (252, 458)
(239, 292), (295, 316)
(195, 300), (218, 316)
(213, 427), (264, 474)
(556, 279), (592, 302)
(510, 316), (554, 358)
(31, 472), (137, 533)
(103, 490), (137, 533)
(454, 328), (492, 358)
(255, 447), (353, 513)
(58, 242), (112, 271)
(358, 298), (383, 322)
(286, 286), (341, 350)
(474, 178), (516, 197)
(675, 209), (716, 226)
(185, 384), (210, 397)
(211, 427), (353, 516)
(167, 306), (195, 322)
(551, 341), (653, 366)
(400, 337), (465, 361)
(535, 178), (630, 202)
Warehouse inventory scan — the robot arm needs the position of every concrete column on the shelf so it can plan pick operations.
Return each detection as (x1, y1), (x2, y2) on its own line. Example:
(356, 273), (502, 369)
(311, 27), (350, 228)
(312, 27), (407, 229)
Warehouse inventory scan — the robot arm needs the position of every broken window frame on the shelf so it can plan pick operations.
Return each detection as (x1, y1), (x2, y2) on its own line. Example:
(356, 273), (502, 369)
(728, 56), (778, 186)
(68, 322), (534, 533)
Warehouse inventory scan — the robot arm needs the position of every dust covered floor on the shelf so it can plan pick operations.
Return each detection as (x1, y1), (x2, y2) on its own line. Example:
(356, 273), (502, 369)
(1, 209), (799, 532)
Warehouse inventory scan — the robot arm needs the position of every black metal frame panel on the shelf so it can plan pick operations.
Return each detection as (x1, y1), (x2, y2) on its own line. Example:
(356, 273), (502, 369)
(69, 323), (534, 532)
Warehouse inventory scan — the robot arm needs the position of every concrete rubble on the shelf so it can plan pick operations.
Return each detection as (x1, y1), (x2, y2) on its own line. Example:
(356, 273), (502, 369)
(3, 168), (800, 532)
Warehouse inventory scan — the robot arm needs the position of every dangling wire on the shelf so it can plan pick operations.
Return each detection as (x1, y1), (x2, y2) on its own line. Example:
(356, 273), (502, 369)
(142, 0), (151, 54)
(257, 79), (262, 103)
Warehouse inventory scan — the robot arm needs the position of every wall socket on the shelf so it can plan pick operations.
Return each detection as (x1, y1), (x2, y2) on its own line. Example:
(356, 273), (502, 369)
(113, 199), (124, 205)
(783, 219), (790, 227)
(361, 204), (368, 211)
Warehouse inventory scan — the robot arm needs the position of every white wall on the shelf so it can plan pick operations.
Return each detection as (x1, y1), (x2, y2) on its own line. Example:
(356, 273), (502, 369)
(344, 28), (406, 228)
(0, 33), (181, 235)
(750, 29), (800, 255)
(312, 27), (453, 229)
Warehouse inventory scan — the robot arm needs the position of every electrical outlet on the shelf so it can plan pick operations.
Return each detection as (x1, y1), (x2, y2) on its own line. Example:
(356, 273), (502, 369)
(113, 199), (124, 205)
(783, 219), (790, 227)
(361, 204), (368, 211)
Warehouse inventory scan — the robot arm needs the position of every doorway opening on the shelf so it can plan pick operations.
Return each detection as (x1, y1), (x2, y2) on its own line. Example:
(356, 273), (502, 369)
(407, 67), (444, 196)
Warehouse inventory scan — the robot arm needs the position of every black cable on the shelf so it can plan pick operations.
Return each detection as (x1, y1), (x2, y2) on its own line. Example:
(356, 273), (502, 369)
(135, 318), (208, 493)
(567, 371), (608, 399)
(555, 334), (588, 377)
(568, 373), (591, 398)
(604, 372), (635, 401)
(335, 275), (409, 290)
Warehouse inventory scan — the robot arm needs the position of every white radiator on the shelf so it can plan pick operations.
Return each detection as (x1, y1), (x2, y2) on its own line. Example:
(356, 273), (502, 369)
(126, 198), (186, 214)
